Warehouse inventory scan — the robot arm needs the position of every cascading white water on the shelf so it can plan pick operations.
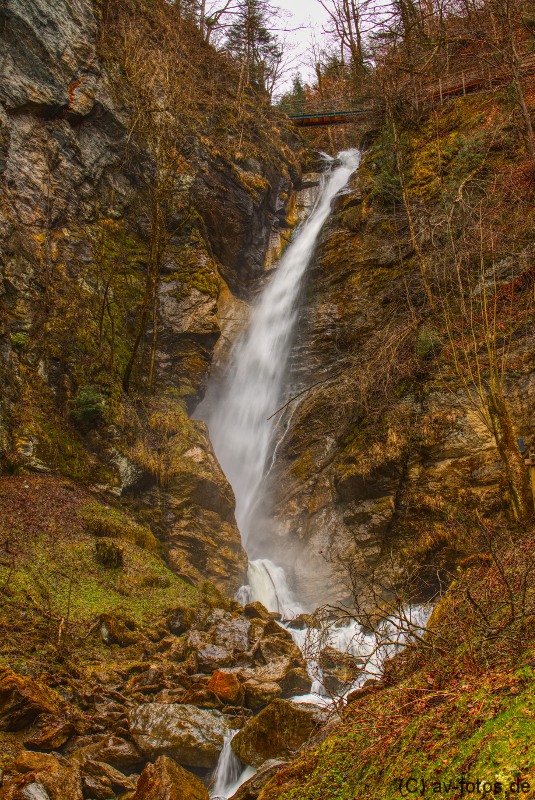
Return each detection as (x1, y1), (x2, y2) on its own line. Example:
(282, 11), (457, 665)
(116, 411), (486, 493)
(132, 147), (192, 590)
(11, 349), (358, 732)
(210, 731), (244, 800)
(204, 150), (361, 552)
(201, 150), (361, 616)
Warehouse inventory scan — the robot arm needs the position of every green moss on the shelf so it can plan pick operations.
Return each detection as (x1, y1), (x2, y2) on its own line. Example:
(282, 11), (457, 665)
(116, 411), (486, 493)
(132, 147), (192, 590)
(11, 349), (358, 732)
(79, 500), (160, 552)
(0, 537), (198, 634)
(10, 333), (28, 351)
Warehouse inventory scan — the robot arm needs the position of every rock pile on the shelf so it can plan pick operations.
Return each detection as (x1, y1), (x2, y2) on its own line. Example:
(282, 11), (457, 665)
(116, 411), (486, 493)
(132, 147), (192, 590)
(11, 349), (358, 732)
(0, 599), (326, 799)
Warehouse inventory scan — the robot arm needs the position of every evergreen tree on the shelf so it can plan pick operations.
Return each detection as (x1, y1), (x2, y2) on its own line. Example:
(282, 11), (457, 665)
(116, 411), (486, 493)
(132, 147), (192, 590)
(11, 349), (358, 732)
(225, 0), (283, 95)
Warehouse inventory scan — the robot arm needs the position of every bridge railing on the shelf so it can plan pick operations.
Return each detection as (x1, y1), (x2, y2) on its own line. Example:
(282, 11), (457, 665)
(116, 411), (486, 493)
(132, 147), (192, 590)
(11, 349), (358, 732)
(278, 98), (378, 118)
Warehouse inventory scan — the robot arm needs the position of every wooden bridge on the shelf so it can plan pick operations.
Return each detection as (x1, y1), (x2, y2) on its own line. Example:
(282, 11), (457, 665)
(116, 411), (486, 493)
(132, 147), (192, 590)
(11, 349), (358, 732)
(278, 98), (380, 127)
(279, 50), (535, 127)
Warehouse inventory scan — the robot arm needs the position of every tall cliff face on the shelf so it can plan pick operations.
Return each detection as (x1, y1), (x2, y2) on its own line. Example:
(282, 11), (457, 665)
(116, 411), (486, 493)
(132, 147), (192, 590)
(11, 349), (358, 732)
(0, 0), (302, 595)
(260, 131), (535, 612)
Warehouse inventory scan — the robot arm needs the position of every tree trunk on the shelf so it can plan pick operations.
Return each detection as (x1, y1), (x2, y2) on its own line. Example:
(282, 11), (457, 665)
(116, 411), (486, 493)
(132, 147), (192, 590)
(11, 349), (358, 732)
(148, 279), (160, 391)
(487, 392), (533, 524)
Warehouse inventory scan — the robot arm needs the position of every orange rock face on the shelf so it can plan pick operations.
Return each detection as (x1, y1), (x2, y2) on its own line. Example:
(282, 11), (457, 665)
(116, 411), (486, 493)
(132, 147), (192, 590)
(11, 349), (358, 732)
(0, 669), (60, 732)
(208, 669), (243, 705)
(132, 755), (208, 800)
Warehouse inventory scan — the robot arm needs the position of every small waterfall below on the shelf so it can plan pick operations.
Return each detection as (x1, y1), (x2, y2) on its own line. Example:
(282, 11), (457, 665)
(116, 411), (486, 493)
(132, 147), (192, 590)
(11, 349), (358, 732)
(210, 731), (250, 800)
(236, 559), (304, 618)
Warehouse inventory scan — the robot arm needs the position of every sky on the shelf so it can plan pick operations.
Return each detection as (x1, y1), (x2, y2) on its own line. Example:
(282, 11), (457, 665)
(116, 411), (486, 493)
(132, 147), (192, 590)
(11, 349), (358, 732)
(272, 0), (331, 94)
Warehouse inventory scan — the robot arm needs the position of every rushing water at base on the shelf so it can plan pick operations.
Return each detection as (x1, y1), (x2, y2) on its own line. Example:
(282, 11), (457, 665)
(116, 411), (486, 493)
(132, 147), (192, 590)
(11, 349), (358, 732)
(210, 732), (243, 799)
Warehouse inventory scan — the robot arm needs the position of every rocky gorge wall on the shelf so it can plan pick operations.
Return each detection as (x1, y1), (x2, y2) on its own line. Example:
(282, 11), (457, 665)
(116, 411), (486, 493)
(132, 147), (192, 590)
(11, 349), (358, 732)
(259, 142), (535, 612)
(0, 0), (304, 595)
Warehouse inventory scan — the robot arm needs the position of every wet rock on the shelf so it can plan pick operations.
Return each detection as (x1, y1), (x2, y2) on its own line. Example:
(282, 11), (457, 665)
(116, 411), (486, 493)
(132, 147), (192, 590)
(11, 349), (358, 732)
(262, 620), (293, 639)
(127, 703), (228, 768)
(243, 679), (282, 709)
(242, 602), (271, 621)
(0, 751), (83, 800)
(0, 670), (60, 731)
(68, 736), (143, 770)
(132, 755), (208, 800)
(319, 647), (361, 694)
(210, 615), (251, 652)
(166, 606), (196, 636)
(180, 685), (220, 708)
(208, 670), (243, 705)
(230, 759), (288, 800)
(285, 614), (319, 631)
(231, 699), (327, 767)
(253, 636), (303, 665)
(278, 668), (313, 697)
(252, 656), (299, 685)
(80, 775), (114, 800)
(197, 644), (234, 673)
(80, 759), (136, 796)
(187, 631), (234, 672)
(24, 721), (75, 750)
(155, 636), (187, 662)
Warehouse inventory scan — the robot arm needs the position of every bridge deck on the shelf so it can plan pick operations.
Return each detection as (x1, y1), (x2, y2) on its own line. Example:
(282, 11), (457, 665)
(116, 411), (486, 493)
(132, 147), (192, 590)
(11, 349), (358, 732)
(279, 99), (379, 127)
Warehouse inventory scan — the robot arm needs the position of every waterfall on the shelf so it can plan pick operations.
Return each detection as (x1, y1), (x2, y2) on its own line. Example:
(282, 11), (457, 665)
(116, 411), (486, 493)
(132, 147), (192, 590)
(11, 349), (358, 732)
(210, 731), (254, 800)
(201, 149), (360, 616)
(203, 150), (361, 553)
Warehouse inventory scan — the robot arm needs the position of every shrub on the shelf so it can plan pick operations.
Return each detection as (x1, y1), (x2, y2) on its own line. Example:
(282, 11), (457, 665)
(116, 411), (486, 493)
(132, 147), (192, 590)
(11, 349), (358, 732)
(416, 327), (442, 360)
(10, 333), (28, 351)
(80, 501), (159, 552)
(71, 386), (106, 430)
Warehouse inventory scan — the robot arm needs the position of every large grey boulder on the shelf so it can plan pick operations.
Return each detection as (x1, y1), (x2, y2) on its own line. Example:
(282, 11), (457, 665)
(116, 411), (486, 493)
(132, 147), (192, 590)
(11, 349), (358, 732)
(231, 699), (327, 767)
(128, 703), (228, 769)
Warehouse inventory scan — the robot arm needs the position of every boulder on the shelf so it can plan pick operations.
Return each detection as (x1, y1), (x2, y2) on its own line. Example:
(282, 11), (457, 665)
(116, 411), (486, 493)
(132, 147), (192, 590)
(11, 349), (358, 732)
(244, 679), (282, 709)
(285, 614), (318, 631)
(254, 636), (303, 665)
(155, 636), (187, 662)
(253, 657), (297, 684)
(261, 620), (293, 639)
(210, 615), (251, 652)
(68, 736), (143, 770)
(197, 644), (234, 673)
(319, 647), (361, 694)
(166, 606), (196, 635)
(231, 700), (327, 767)
(0, 670), (60, 731)
(181, 685), (220, 708)
(231, 760), (288, 800)
(132, 755), (208, 800)
(80, 759), (136, 795)
(0, 752), (83, 800)
(208, 670), (243, 705)
(186, 631), (234, 672)
(278, 668), (313, 697)
(242, 602), (271, 621)
(24, 721), (75, 750)
(128, 703), (228, 768)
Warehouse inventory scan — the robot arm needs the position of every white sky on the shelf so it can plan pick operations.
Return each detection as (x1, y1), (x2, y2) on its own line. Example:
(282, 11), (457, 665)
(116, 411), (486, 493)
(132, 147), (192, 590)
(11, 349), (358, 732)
(272, 0), (331, 94)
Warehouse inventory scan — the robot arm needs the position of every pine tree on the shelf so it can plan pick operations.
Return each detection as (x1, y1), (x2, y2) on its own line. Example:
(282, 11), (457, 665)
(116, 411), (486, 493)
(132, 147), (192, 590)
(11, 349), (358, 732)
(226, 0), (283, 95)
